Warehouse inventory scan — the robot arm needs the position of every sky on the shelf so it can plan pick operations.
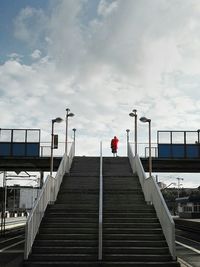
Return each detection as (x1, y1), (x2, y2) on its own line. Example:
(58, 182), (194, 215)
(0, 0), (200, 188)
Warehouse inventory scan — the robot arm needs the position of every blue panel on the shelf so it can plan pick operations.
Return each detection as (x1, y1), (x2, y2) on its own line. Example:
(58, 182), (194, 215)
(172, 144), (184, 158)
(26, 143), (40, 157)
(0, 143), (11, 156)
(13, 143), (25, 156)
(186, 145), (199, 158)
(158, 144), (171, 158)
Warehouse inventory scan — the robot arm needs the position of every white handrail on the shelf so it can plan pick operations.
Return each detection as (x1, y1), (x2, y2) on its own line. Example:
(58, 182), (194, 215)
(51, 142), (75, 202)
(24, 142), (75, 260)
(128, 143), (176, 260)
(98, 141), (103, 260)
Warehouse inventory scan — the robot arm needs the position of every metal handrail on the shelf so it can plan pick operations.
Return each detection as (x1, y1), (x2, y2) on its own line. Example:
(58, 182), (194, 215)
(128, 143), (176, 260)
(24, 142), (75, 260)
(98, 141), (103, 260)
(51, 142), (75, 202)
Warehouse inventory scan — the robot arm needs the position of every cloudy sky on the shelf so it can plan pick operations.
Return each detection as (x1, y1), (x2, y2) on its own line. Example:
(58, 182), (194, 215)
(1, 0), (200, 187)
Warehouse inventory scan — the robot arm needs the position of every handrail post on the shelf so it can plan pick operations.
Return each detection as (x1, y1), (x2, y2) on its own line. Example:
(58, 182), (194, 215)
(98, 141), (103, 260)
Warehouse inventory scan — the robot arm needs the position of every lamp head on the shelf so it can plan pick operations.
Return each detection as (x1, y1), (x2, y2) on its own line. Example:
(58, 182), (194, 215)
(52, 117), (63, 123)
(126, 129), (130, 132)
(140, 116), (151, 123)
(72, 128), (76, 132)
(129, 112), (134, 117)
(67, 112), (74, 117)
(132, 109), (137, 114)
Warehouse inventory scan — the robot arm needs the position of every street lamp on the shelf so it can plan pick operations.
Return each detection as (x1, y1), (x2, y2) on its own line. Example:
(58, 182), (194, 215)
(65, 108), (74, 155)
(50, 117), (63, 176)
(126, 129), (130, 156)
(140, 116), (152, 177)
(129, 109), (137, 156)
(72, 128), (76, 155)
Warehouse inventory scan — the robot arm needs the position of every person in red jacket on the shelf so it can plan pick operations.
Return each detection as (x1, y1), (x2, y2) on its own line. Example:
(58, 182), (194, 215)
(111, 136), (119, 157)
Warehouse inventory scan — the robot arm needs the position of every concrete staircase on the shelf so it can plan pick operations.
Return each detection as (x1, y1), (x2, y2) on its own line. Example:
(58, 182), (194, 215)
(24, 157), (100, 266)
(102, 157), (180, 266)
(24, 156), (180, 267)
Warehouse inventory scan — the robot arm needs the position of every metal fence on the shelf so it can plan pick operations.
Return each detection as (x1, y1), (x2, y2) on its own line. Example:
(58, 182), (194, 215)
(0, 129), (40, 157)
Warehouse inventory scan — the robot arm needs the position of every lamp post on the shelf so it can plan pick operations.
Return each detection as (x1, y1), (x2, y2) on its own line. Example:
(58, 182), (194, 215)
(65, 108), (74, 156)
(72, 128), (76, 155)
(129, 109), (137, 156)
(140, 116), (152, 177)
(126, 129), (130, 156)
(50, 117), (63, 176)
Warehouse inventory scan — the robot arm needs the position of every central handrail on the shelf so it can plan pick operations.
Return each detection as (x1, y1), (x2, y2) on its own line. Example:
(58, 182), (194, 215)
(98, 141), (103, 260)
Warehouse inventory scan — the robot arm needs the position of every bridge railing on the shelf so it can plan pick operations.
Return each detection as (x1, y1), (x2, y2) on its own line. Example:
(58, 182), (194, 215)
(24, 142), (75, 260)
(128, 143), (176, 260)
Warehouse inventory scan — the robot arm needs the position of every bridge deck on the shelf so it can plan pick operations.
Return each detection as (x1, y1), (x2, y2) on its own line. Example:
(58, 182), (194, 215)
(0, 157), (200, 172)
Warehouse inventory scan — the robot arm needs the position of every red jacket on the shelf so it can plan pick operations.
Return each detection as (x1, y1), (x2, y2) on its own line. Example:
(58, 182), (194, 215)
(111, 137), (119, 149)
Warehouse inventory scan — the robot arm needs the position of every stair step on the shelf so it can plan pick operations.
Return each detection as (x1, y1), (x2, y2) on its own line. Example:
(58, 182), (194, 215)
(103, 254), (172, 262)
(46, 212), (98, 218)
(24, 261), (100, 266)
(103, 240), (167, 247)
(101, 263), (180, 267)
(103, 218), (159, 223)
(103, 247), (169, 254)
(24, 261), (180, 267)
(39, 228), (98, 234)
(41, 223), (98, 228)
(103, 228), (162, 234)
(37, 233), (98, 240)
(32, 247), (98, 254)
(34, 240), (98, 247)
(29, 254), (98, 261)
(42, 218), (98, 223)
(103, 223), (160, 228)
(103, 234), (165, 241)
(104, 213), (157, 218)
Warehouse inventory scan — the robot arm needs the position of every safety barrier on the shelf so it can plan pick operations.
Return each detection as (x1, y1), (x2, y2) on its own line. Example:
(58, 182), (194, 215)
(24, 142), (75, 259)
(128, 143), (176, 260)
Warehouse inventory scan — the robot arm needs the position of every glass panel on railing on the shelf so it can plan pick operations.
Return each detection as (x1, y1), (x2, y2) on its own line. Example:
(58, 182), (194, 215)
(13, 130), (26, 142)
(186, 131), (198, 144)
(172, 131), (184, 144)
(0, 129), (12, 142)
(158, 131), (171, 144)
(27, 130), (40, 143)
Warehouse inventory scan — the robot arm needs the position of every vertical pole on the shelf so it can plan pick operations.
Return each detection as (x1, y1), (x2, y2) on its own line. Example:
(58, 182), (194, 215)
(65, 109), (69, 155)
(135, 113), (137, 156)
(149, 120), (152, 177)
(126, 129), (130, 156)
(50, 121), (54, 176)
(73, 129), (76, 156)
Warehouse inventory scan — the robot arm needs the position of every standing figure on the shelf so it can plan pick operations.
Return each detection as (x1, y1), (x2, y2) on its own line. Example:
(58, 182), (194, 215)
(111, 136), (119, 157)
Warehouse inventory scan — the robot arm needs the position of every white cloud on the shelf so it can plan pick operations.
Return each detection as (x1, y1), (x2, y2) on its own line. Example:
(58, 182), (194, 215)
(1, 0), (200, 188)
(14, 6), (48, 47)
(31, 49), (42, 60)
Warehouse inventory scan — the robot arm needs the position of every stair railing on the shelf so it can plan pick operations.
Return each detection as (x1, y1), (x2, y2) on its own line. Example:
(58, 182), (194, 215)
(24, 142), (75, 260)
(51, 141), (75, 202)
(98, 141), (103, 260)
(128, 143), (176, 260)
